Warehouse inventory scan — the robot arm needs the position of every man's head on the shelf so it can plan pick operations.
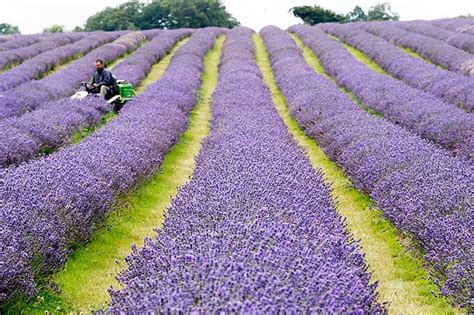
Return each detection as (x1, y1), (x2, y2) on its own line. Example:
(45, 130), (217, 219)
(95, 59), (105, 71)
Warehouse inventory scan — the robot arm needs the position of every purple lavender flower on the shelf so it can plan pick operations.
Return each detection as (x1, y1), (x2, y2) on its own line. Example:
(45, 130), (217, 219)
(0, 33), (48, 53)
(0, 27), (224, 303)
(0, 32), (146, 120)
(0, 30), (192, 168)
(290, 24), (474, 163)
(0, 32), (122, 91)
(431, 18), (474, 35)
(320, 22), (474, 112)
(261, 25), (473, 307)
(0, 33), (84, 71)
(106, 27), (381, 313)
(396, 21), (474, 54)
(360, 21), (474, 76)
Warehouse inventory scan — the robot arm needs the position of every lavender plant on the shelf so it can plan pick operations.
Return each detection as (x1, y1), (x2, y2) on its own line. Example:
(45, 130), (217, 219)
(320, 23), (474, 112)
(0, 34), (48, 53)
(0, 32), (146, 120)
(0, 33), (84, 71)
(0, 27), (224, 304)
(361, 22), (474, 76)
(0, 30), (191, 168)
(290, 24), (474, 162)
(431, 18), (474, 35)
(396, 21), (474, 54)
(106, 27), (382, 313)
(261, 25), (473, 307)
(0, 32), (121, 91)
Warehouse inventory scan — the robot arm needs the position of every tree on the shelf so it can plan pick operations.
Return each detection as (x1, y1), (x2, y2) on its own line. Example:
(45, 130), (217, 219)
(43, 24), (65, 33)
(0, 23), (20, 34)
(140, 0), (239, 29)
(138, 0), (240, 29)
(137, 1), (170, 29)
(290, 5), (346, 25)
(367, 3), (399, 21)
(83, 0), (239, 31)
(84, 0), (144, 31)
(290, 3), (400, 25)
(346, 6), (367, 22)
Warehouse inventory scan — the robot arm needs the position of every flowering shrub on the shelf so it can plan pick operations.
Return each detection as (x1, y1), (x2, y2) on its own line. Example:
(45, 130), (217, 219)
(0, 27), (223, 303)
(261, 25), (473, 306)
(106, 27), (382, 313)
(0, 32), (146, 120)
(320, 23), (474, 112)
(290, 24), (474, 162)
(361, 22), (474, 76)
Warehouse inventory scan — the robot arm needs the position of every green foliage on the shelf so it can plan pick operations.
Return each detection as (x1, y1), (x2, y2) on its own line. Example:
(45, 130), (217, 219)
(43, 24), (65, 33)
(367, 3), (400, 21)
(289, 5), (346, 25)
(84, 1), (144, 31)
(346, 5), (367, 22)
(0, 22), (20, 34)
(83, 0), (239, 31)
(291, 2), (400, 25)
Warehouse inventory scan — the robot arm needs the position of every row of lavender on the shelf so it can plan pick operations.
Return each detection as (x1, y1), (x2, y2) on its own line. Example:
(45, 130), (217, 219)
(0, 31), (145, 120)
(431, 18), (474, 35)
(291, 25), (473, 162)
(394, 20), (474, 54)
(106, 27), (381, 313)
(358, 21), (474, 76)
(0, 30), (191, 168)
(0, 27), (223, 303)
(262, 26), (473, 306)
(320, 23), (474, 113)
(0, 32), (84, 71)
(0, 32), (121, 91)
(0, 33), (51, 52)
(0, 35), (14, 43)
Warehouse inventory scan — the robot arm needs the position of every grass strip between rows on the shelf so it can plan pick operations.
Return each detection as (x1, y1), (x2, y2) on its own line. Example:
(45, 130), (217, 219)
(327, 34), (387, 75)
(399, 46), (446, 69)
(134, 38), (189, 95)
(18, 35), (224, 313)
(253, 33), (457, 315)
(34, 51), (86, 80)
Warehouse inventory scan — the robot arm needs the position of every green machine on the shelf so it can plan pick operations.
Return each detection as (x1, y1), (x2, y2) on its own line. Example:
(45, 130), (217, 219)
(72, 79), (136, 111)
(108, 80), (135, 110)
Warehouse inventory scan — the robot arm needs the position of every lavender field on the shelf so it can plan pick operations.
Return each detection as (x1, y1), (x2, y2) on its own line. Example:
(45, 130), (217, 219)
(1, 18), (473, 313)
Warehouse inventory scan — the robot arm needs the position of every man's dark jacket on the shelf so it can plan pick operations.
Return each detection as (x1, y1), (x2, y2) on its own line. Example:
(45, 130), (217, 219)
(92, 68), (115, 87)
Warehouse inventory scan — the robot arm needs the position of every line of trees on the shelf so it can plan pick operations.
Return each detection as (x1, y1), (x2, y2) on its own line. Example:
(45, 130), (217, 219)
(290, 3), (400, 25)
(75, 0), (239, 32)
(8, 1), (474, 35)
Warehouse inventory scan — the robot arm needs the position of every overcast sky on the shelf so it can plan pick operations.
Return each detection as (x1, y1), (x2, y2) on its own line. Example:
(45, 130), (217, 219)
(0, 0), (472, 34)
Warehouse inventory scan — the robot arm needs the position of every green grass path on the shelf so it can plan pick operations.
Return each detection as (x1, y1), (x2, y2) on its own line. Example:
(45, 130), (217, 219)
(253, 33), (457, 314)
(400, 47), (446, 69)
(17, 35), (224, 313)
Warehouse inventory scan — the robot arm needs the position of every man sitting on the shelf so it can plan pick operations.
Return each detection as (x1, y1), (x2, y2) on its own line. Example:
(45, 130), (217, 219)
(91, 59), (116, 99)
